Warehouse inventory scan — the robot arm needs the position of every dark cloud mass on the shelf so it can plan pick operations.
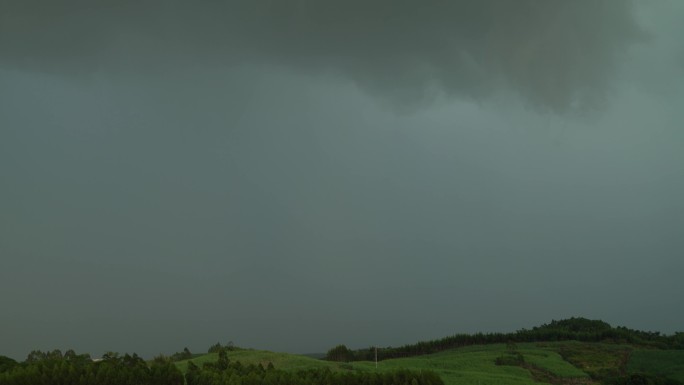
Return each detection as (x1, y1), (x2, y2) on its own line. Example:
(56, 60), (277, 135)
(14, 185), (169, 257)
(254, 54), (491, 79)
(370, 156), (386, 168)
(1, 1), (683, 362)
(0, 0), (643, 111)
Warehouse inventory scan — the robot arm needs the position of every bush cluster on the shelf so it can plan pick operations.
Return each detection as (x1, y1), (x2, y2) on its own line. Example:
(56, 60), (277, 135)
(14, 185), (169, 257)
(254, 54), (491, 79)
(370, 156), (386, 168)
(0, 350), (181, 385)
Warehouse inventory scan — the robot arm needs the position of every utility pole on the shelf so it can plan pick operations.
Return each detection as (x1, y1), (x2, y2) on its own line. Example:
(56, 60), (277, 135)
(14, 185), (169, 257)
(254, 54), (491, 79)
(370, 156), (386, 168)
(375, 346), (378, 369)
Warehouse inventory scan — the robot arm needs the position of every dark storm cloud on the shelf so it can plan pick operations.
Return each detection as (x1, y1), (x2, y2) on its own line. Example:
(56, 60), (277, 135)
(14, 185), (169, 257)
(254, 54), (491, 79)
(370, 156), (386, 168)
(2, 1), (683, 362)
(0, 0), (644, 112)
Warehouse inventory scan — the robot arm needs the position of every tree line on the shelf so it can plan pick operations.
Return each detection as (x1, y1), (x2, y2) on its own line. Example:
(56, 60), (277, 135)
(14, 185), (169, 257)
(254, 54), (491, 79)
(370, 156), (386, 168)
(326, 317), (684, 362)
(0, 348), (443, 385)
(0, 349), (182, 385)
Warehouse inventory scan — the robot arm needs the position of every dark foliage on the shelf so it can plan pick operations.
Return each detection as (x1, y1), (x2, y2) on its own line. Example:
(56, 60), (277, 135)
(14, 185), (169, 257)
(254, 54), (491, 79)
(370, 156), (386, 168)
(0, 350), (183, 385)
(607, 373), (683, 385)
(170, 347), (194, 362)
(0, 357), (16, 374)
(336, 317), (683, 362)
(209, 341), (237, 353)
(326, 345), (355, 362)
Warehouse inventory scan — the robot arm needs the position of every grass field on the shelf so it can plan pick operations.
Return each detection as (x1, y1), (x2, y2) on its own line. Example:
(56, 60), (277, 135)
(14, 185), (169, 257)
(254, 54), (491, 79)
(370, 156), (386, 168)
(175, 343), (610, 385)
(517, 345), (588, 378)
(174, 342), (684, 385)
(535, 341), (634, 380)
(627, 349), (684, 382)
(351, 345), (543, 385)
(174, 349), (343, 373)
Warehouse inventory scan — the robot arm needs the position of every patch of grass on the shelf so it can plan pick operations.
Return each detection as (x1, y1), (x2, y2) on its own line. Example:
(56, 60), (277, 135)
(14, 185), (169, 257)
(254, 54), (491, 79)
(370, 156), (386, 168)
(337, 345), (547, 385)
(548, 341), (632, 380)
(175, 350), (341, 373)
(518, 347), (588, 378)
(627, 350), (684, 382)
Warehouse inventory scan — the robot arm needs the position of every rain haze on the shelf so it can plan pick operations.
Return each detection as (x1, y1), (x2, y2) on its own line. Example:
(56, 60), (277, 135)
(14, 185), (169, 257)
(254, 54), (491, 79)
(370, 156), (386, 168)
(1, 1), (683, 360)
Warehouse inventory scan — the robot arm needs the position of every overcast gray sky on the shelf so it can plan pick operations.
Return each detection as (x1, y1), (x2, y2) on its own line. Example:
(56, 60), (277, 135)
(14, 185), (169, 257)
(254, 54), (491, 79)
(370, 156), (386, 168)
(1, 1), (683, 360)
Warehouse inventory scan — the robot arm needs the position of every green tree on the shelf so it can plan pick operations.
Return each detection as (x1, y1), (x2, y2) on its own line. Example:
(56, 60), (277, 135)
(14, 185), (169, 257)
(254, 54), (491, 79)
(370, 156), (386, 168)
(208, 343), (223, 353)
(0, 356), (17, 373)
(326, 345), (354, 362)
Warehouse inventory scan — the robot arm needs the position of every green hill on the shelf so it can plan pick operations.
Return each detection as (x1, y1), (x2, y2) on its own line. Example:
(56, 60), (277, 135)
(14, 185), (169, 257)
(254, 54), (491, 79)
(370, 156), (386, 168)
(627, 349), (684, 383)
(348, 344), (589, 385)
(176, 339), (684, 385)
(173, 343), (599, 385)
(4, 318), (680, 385)
(345, 317), (683, 363)
(166, 318), (684, 385)
(174, 349), (343, 373)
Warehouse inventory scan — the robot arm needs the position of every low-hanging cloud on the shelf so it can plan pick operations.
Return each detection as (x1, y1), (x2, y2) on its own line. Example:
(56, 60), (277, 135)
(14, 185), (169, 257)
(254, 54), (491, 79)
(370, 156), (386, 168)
(0, 0), (644, 112)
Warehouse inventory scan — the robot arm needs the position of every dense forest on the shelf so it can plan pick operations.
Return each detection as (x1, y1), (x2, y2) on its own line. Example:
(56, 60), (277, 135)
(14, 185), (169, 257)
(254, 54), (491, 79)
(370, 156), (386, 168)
(327, 318), (684, 362)
(0, 348), (442, 385)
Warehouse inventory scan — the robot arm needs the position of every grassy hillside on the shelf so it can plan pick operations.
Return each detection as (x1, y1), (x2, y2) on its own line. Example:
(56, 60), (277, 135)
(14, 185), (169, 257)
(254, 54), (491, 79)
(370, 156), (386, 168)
(543, 341), (633, 380)
(321, 317), (684, 384)
(350, 344), (562, 385)
(175, 339), (684, 385)
(349, 318), (683, 362)
(174, 349), (343, 373)
(5, 319), (681, 385)
(175, 343), (613, 385)
(627, 349), (684, 382)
